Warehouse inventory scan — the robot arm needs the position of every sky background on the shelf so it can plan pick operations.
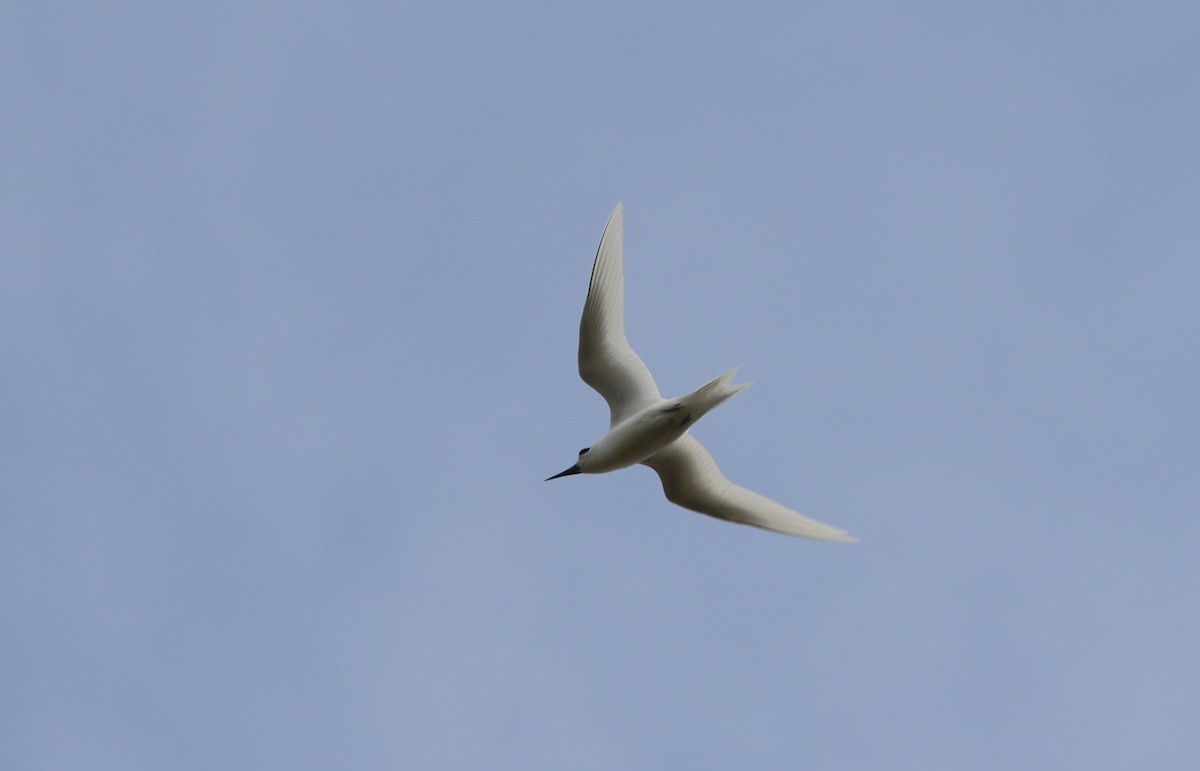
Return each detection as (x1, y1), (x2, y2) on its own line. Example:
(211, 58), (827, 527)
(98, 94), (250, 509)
(3, 1), (1199, 769)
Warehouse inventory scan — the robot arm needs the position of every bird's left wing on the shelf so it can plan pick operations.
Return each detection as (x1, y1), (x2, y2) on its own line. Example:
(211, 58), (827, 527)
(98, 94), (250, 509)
(579, 203), (662, 426)
(642, 435), (857, 541)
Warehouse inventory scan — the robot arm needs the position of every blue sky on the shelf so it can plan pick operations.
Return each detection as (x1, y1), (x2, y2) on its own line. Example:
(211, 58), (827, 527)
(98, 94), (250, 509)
(3, 2), (1198, 768)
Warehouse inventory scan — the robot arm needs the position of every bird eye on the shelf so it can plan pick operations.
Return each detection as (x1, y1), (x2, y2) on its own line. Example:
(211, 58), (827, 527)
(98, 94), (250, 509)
(579, 447), (590, 455)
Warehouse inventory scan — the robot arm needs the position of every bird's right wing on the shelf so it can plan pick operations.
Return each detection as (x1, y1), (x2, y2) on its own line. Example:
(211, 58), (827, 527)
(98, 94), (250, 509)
(642, 435), (858, 542)
(579, 202), (662, 426)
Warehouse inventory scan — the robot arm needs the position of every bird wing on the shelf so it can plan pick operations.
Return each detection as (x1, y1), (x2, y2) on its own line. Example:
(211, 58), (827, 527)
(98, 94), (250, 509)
(641, 435), (858, 541)
(579, 202), (662, 426)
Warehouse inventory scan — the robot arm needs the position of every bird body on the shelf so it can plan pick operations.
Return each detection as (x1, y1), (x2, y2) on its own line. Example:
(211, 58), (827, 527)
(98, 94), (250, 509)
(547, 203), (857, 542)
(571, 366), (748, 475)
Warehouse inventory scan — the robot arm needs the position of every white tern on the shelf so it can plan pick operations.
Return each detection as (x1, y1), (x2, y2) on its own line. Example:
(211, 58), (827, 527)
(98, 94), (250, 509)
(547, 203), (857, 542)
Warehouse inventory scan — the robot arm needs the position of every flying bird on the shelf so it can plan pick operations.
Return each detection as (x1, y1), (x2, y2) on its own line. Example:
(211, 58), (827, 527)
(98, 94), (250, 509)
(547, 203), (857, 541)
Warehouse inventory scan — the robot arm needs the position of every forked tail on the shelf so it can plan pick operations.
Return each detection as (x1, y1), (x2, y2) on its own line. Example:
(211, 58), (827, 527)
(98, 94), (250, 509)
(681, 365), (750, 420)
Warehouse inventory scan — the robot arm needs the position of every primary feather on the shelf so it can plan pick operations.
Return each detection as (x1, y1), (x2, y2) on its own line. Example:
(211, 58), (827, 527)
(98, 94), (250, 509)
(578, 203), (661, 426)
(642, 436), (857, 541)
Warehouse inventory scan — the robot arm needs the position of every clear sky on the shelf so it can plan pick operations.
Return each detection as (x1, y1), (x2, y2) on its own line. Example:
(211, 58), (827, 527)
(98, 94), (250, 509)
(3, 2), (1198, 769)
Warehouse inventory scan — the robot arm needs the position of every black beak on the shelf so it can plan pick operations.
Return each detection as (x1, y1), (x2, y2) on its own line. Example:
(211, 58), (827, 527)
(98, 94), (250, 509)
(545, 464), (582, 481)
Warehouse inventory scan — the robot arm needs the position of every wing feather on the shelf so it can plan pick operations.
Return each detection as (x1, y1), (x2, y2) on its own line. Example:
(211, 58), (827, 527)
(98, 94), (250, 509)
(578, 203), (661, 425)
(641, 435), (857, 541)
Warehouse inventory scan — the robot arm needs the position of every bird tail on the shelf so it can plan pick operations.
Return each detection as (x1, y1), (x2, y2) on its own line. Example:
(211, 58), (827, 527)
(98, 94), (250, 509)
(680, 366), (750, 420)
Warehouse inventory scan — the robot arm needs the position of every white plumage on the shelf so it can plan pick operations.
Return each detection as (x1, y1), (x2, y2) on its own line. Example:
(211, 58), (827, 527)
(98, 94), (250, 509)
(549, 203), (857, 542)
